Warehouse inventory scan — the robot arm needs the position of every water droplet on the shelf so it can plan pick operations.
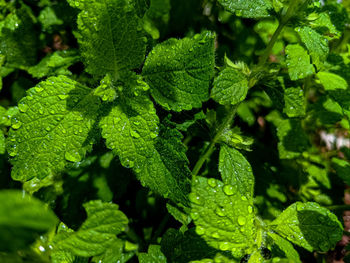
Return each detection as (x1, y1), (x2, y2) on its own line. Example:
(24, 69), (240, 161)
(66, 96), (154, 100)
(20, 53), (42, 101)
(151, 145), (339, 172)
(219, 242), (230, 251)
(248, 206), (253, 213)
(35, 86), (44, 92)
(237, 216), (246, 226)
(189, 193), (203, 205)
(212, 232), (220, 239)
(12, 121), (22, 129)
(215, 207), (225, 217)
(65, 150), (82, 162)
(190, 212), (199, 220)
(18, 103), (28, 113)
(196, 226), (205, 235)
(207, 178), (216, 188)
(58, 94), (69, 100)
(223, 185), (236, 196)
(130, 130), (140, 138)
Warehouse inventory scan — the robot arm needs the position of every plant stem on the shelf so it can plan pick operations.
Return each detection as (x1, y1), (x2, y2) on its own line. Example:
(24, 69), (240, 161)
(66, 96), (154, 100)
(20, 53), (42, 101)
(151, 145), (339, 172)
(192, 105), (238, 176)
(257, 0), (303, 67)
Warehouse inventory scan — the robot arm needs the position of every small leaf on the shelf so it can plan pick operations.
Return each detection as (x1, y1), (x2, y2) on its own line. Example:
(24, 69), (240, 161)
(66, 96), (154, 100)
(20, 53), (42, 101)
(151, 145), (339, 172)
(138, 245), (167, 263)
(143, 31), (215, 111)
(283, 87), (306, 118)
(270, 202), (343, 252)
(332, 157), (350, 185)
(0, 190), (58, 252)
(317, 72), (348, 91)
(268, 232), (301, 263)
(217, 0), (272, 18)
(285, 44), (314, 81)
(296, 26), (329, 69)
(219, 145), (254, 198)
(28, 50), (80, 78)
(211, 67), (249, 106)
(53, 200), (128, 257)
(190, 177), (256, 257)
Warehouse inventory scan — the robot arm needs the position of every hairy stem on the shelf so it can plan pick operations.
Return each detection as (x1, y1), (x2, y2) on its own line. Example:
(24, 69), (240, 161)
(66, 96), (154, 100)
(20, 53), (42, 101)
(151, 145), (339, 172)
(257, 0), (303, 67)
(192, 105), (238, 176)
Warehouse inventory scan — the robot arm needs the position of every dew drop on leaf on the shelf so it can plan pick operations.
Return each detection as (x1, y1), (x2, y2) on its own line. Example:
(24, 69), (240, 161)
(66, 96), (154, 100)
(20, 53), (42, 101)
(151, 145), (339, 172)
(223, 185), (236, 196)
(65, 150), (82, 162)
(207, 178), (217, 188)
(237, 216), (246, 226)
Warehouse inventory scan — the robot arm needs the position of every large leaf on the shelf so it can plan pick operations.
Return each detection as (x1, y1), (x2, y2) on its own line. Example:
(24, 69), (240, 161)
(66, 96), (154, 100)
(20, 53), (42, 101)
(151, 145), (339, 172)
(7, 76), (101, 181)
(211, 67), (249, 106)
(52, 200), (128, 257)
(67, 0), (146, 76)
(190, 177), (256, 257)
(219, 145), (254, 198)
(270, 202), (343, 252)
(0, 190), (58, 252)
(143, 31), (215, 111)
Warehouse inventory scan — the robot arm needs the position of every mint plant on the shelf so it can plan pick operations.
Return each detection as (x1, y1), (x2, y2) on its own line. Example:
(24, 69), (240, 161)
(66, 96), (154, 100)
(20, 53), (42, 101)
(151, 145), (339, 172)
(0, 0), (350, 262)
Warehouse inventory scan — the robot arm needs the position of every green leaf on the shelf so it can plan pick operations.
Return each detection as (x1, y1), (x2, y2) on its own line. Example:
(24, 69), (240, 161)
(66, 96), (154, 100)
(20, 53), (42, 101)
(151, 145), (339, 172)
(92, 239), (133, 263)
(317, 72), (348, 91)
(217, 0), (272, 18)
(211, 67), (249, 106)
(285, 44), (314, 81)
(7, 76), (101, 182)
(269, 202), (343, 252)
(309, 12), (341, 40)
(0, 5), (38, 69)
(143, 31), (215, 111)
(268, 232), (301, 263)
(0, 190), (58, 252)
(190, 177), (256, 257)
(219, 145), (254, 198)
(53, 200), (128, 257)
(28, 50), (80, 79)
(283, 87), (306, 118)
(136, 121), (191, 205)
(332, 157), (350, 185)
(310, 96), (343, 125)
(267, 116), (309, 159)
(67, 0), (146, 76)
(100, 94), (159, 170)
(296, 26), (329, 69)
(38, 6), (63, 31)
(161, 228), (220, 263)
(138, 245), (167, 263)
